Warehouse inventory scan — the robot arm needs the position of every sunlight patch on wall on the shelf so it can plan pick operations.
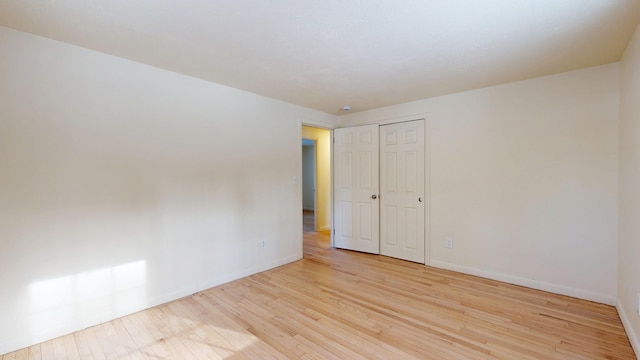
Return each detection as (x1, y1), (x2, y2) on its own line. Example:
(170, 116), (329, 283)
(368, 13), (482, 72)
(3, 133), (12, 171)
(29, 260), (147, 339)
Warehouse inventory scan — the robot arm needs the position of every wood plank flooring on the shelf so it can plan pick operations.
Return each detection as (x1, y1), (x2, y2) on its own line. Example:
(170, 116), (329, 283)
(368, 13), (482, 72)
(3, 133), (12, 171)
(2, 221), (636, 359)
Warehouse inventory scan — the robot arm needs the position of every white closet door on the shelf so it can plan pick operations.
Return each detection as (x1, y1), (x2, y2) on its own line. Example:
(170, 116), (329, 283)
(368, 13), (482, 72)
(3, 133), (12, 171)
(380, 120), (425, 263)
(334, 125), (380, 254)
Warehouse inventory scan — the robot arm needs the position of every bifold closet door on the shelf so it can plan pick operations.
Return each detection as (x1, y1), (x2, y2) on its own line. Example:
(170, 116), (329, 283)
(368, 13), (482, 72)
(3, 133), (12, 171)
(380, 120), (425, 263)
(334, 125), (380, 254)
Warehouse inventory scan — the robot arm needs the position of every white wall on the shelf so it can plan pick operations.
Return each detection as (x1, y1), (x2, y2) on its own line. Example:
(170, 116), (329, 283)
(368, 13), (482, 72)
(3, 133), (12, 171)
(301, 126), (331, 231)
(302, 144), (315, 211)
(0, 26), (336, 355)
(340, 64), (620, 304)
(618, 23), (640, 355)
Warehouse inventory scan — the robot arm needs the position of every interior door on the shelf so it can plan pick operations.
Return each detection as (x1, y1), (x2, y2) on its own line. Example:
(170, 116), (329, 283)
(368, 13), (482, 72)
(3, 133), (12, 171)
(334, 125), (380, 254)
(380, 120), (425, 263)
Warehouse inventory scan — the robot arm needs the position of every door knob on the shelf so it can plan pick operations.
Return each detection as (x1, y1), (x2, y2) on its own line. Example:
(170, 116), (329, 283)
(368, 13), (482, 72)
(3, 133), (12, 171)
(418, 197), (423, 202)
(371, 194), (377, 199)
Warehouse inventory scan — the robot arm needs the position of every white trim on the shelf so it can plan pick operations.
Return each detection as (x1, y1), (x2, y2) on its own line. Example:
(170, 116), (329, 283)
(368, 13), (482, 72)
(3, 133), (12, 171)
(297, 120), (304, 258)
(159, 254), (303, 307)
(339, 112), (430, 127)
(424, 116), (431, 266)
(198, 254), (302, 292)
(617, 300), (640, 358)
(300, 118), (337, 130)
(329, 128), (335, 248)
(429, 259), (616, 305)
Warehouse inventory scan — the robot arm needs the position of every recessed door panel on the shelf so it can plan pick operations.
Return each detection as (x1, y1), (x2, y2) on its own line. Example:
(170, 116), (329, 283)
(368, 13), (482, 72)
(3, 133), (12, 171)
(341, 152), (352, 189)
(359, 202), (372, 240)
(405, 207), (417, 250)
(339, 201), (352, 238)
(386, 153), (397, 192)
(385, 206), (397, 246)
(359, 151), (372, 189)
(406, 151), (417, 192)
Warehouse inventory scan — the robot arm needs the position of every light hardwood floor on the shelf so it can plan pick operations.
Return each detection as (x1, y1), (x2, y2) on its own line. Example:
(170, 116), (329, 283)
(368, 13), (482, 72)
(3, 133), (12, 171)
(2, 217), (636, 359)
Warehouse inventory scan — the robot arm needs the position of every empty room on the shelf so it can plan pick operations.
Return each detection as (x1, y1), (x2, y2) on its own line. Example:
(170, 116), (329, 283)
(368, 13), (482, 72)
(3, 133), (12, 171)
(1, 1), (640, 359)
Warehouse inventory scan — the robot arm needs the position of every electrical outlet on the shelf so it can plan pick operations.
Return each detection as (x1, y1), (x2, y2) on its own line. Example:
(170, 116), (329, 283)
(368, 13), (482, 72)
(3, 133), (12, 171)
(446, 237), (453, 249)
(260, 240), (266, 248)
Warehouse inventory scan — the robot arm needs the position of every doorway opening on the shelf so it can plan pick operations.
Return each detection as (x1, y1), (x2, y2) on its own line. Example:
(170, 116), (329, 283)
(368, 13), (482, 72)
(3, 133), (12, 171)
(302, 139), (316, 231)
(301, 125), (331, 252)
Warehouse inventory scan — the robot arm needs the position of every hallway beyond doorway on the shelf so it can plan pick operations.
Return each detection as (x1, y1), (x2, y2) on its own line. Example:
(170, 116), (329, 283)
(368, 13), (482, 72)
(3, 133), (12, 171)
(303, 210), (315, 232)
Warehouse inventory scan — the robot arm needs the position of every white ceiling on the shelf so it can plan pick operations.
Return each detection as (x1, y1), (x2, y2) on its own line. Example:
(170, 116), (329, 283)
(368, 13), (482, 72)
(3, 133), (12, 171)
(1, 1), (639, 114)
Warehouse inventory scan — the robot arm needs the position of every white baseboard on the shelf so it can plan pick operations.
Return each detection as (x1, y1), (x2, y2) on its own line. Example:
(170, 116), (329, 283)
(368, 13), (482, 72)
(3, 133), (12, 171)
(617, 300), (640, 359)
(199, 253), (302, 292)
(318, 225), (330, 231)
(429, 260), (616, 305)
(150, 253), (303, 309)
